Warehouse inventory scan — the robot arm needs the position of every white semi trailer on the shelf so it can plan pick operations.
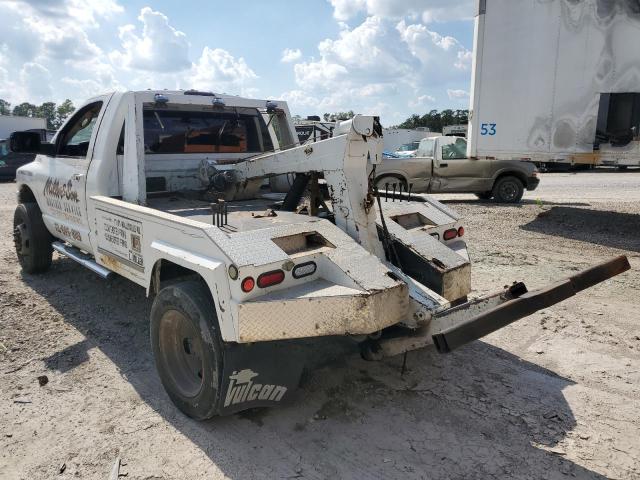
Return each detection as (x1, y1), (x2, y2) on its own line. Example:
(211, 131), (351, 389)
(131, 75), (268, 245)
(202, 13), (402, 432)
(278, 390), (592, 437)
(467, 0), (640, 168)
(0, 115), (46, 139)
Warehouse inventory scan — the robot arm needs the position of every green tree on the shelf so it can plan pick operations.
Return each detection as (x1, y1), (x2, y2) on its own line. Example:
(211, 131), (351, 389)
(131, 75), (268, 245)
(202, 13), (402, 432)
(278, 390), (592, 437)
(440, 109), (455, 128)
(37, 102), (57, 129)
(55, 99), (75, 128)
(12, 102), (38, 117)
(395, 109), (469, 131)
(323, 111), (355, 122)
(0, 99), (11, 115)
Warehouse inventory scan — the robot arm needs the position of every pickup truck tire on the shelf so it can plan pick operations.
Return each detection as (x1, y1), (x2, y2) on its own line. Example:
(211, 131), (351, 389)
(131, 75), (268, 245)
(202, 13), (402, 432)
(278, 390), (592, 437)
(150, 280), (223, 420)
(492, 176), (524, 203)
(475, 191), (493, 200)
(13, 203), (53, 274)
(375, 175), (407, 193)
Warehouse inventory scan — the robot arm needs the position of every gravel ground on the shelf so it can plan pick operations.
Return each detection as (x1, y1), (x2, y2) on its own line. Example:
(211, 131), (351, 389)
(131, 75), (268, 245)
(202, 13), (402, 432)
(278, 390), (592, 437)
(1, 170), (639, 479)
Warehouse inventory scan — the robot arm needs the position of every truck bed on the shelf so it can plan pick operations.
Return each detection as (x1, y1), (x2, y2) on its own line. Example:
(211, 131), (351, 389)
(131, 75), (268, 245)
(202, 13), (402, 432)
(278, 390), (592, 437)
(147, 194), (317, 233)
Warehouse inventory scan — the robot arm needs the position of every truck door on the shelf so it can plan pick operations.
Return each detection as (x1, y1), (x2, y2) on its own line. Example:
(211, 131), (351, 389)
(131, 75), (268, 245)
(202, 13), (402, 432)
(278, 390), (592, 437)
(431, 137), (488, 192)
(411, 137), (435, 191)
(39, 101), (105, 252)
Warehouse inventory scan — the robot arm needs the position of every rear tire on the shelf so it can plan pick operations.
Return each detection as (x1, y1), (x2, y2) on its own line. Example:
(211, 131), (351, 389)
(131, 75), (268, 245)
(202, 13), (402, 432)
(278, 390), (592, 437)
(375, 175), (407, 193)
(150, 280), (223, 420)
(13, 203), (53, 274)
(475, 191), (493, 200)
(492, 176), (524, 203)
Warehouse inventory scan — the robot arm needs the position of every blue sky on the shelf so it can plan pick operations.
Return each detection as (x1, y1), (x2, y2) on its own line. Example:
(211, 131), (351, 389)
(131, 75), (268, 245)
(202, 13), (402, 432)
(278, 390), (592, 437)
(0, 0), (475, 124)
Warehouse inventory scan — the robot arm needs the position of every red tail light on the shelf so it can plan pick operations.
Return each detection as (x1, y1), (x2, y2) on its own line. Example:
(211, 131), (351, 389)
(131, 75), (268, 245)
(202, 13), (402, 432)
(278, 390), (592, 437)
(443, 228), (458, 241)
(241, 277), (255, 292)
(457, 226), (465, 237)
(257, 270), (285, 288)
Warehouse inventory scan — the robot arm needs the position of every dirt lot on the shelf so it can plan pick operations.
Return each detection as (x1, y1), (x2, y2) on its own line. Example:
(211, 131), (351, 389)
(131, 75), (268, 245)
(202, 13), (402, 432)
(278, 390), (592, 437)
(1, 171), (639, 479)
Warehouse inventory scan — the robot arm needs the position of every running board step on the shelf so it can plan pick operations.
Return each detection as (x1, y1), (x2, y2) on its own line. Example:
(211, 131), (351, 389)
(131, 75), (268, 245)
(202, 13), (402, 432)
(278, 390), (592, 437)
(52, 242), (114, 279)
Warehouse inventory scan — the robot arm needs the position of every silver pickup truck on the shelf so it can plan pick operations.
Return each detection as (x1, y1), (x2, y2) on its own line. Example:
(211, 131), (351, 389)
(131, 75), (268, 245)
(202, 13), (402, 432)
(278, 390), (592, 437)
(376, 136), (540, 203)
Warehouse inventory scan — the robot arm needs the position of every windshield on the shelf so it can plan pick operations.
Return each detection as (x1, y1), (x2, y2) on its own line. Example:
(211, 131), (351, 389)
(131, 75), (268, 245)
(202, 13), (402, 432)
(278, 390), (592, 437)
(397, 141), (420, 152)
(0, 141), (7, 157)
(143, 107), (274, 154)
(441, 138), (467, 159)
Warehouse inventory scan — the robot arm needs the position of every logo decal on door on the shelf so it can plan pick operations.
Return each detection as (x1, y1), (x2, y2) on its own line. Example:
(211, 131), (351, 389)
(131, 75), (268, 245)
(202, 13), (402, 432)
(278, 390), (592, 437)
(43, 176), (83, 222)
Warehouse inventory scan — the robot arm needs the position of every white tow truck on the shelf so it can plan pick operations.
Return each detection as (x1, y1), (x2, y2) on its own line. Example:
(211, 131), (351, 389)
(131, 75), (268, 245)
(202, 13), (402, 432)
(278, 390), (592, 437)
(10, 90), (629, 419)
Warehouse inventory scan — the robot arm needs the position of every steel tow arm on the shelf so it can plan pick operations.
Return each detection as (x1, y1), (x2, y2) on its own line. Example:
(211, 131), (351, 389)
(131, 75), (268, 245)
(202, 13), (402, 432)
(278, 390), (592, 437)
(371, 256), (631, 357)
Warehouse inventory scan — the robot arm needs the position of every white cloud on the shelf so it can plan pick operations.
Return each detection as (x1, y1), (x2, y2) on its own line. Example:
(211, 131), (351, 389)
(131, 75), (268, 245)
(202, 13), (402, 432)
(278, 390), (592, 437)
(191, 47), (257, 92)
(24, 16), (102, 61)
(409, 94), (436, 108)
(20, 62), (53, 100)
(455, 50), (473, 70)
(281, 48), (302, 63)
(327, 0), (474, 23)
(0, 0), (123, 105)
(0, 1), (472, 124)
(113, 7), (190, 72)
(294, 17), (416, 91)
(447, 89), (469, 100)
(5, 0), (123, 27)
(328, 0), (366, 21)
(107, 8), (256, 95)
(294, 59), (348, 89)
(284, 14), (472, 123)
(396, 20), (469, 66)
(280, 89), (321, 109)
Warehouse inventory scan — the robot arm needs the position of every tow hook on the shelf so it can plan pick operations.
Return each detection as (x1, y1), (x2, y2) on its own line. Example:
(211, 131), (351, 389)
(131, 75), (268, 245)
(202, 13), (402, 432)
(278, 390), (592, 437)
(360, 338), (384, 361)
(503, 281), (528, 300)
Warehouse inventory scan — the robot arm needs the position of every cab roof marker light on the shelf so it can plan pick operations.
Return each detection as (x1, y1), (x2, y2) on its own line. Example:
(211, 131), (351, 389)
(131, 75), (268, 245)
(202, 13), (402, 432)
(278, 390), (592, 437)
(266, 100), (278, 113)
(154, 93), (169, 104)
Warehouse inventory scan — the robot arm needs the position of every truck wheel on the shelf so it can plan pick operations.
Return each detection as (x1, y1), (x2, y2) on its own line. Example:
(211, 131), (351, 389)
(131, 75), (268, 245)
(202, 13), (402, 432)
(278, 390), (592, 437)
(492, 176), (524, 203)
(150, 280), (223, 420)
(475, 191), (493, 200)
(375, 176), (406, 193)
(13, 203), (53, 274)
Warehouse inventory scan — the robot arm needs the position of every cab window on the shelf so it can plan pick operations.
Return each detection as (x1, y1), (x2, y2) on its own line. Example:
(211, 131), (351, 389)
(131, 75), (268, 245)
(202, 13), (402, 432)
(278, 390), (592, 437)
(57, 101), (103, 158)
(143, 107), (274, 154)
(417, 139), (435, 157)
(441, 138), (467, 160)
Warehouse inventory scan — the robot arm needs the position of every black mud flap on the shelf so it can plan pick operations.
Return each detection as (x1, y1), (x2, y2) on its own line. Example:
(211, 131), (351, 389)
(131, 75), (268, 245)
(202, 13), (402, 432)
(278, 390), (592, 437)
(432, 255), (630, 354)
(216, 341), (307, 416)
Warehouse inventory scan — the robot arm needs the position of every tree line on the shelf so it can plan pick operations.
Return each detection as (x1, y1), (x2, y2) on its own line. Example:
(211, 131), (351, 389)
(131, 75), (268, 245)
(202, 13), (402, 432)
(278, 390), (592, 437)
(395, 109), (469, 131)
(320, 109), (469, 131)
(0, 99), (76, 130)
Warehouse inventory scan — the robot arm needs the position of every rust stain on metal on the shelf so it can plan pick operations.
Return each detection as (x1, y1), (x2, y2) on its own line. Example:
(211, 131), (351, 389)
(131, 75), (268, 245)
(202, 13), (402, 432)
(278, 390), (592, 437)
(568, 152), (601, 165)
(100, 254), (124, 274)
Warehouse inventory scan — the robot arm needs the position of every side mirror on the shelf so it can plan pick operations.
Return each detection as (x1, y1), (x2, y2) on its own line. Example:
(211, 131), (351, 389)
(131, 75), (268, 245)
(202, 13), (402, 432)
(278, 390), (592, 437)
(9, 131), (54, 155)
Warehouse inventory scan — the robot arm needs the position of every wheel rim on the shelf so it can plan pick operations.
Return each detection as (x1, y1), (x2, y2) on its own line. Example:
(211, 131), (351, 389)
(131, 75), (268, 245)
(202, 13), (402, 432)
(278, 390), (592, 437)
(376, 178), (402, 192)
(158, 309), (205, 398)
(13, 223), (29, 258)
(498, 181), (518, 201)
